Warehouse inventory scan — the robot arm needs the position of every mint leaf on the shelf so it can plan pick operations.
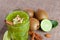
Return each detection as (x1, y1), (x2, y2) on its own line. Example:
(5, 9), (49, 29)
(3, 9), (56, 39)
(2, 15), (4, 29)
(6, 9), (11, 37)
(50, 20), (58, 28)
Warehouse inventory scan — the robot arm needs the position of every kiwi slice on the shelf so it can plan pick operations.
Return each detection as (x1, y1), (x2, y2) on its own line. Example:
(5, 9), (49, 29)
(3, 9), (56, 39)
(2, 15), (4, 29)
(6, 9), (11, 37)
(41, 19), (52, 32)
(3, 31), (10, 40)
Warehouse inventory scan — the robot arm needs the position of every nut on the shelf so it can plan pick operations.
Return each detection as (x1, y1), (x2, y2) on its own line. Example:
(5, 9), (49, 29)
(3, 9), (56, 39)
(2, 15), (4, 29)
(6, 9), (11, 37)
(45, 33), (51, 38)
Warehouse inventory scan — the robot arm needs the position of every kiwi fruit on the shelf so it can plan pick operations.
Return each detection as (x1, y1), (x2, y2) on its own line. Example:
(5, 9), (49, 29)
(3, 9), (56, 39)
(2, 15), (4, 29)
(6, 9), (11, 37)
(35, 9), (48, 20)
(24, 8), (34, 18)
(30, 18), (39, 31)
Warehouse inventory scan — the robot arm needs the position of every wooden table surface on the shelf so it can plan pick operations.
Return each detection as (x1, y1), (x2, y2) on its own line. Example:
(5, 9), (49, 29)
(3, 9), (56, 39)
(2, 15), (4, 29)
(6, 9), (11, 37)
(0, 0), (60, 40)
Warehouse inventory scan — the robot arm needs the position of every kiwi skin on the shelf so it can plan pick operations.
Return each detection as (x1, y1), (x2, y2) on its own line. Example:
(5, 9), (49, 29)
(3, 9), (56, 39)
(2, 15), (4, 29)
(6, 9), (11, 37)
(30, 18), (39, 31)
(24, 8), (34, 18)
(35, 9), (48, 21)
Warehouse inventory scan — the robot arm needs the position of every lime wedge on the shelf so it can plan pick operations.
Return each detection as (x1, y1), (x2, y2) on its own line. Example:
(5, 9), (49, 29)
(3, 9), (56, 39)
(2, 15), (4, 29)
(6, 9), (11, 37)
(3, 31), (10, 40)
(41, 19), (52, 32)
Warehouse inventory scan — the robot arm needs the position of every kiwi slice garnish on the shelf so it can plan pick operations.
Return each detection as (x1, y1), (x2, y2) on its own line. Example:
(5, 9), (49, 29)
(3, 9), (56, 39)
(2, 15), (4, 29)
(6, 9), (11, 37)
(3, 31), (10, 40)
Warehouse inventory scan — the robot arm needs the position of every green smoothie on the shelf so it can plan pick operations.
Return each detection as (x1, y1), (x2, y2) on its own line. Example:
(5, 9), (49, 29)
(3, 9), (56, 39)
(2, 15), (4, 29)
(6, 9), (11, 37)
(6, 11), (30, 40)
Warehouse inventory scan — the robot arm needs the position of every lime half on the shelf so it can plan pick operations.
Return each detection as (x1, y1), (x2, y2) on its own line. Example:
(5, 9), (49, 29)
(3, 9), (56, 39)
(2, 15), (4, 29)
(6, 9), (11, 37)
(41, 19), (52, 32)
(3, 31), (10, 40)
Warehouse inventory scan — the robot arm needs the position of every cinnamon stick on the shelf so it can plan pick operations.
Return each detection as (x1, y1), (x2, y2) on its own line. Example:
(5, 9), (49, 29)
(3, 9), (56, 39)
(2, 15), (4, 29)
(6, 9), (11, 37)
(31, 33), (35, 40)
(29, 31), (43, 40)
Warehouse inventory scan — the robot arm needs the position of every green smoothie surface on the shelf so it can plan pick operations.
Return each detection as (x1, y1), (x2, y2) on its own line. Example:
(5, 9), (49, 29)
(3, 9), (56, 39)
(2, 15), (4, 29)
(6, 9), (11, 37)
(6, 11), (29, 27)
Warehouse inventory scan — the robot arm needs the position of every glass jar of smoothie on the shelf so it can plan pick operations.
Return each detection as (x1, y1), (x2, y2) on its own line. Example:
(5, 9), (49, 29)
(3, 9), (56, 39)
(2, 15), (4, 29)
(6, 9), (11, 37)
(6, 11), (30, 40)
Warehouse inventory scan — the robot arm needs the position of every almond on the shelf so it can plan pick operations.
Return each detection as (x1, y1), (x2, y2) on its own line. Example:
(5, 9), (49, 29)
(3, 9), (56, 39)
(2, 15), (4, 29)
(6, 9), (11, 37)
(45, 33), (51, 38)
